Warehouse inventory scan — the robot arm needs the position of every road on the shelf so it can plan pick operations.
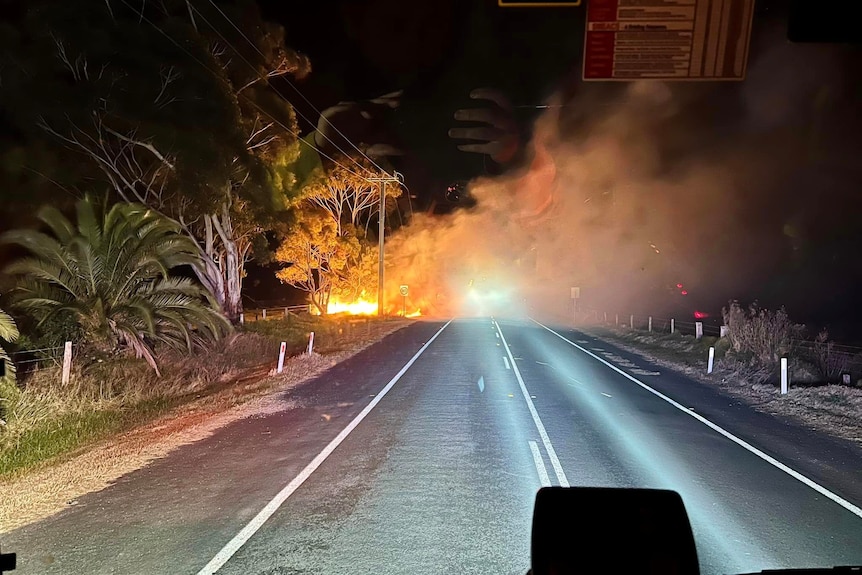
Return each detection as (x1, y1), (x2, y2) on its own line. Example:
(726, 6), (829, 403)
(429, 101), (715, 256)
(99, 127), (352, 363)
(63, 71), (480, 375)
(3, 318), (862, 574)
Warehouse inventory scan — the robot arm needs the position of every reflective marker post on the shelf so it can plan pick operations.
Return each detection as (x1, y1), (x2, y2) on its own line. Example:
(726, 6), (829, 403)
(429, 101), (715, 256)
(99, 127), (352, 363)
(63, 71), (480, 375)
(277, 342), (286, 374)
(780, 358), (788, 395)
(708, 346), (715, 374)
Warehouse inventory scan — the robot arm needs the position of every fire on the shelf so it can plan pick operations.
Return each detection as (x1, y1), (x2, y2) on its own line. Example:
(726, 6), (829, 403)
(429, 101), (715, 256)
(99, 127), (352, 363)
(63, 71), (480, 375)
(327, 297), (378, 315)
(324, 297), (423, 318)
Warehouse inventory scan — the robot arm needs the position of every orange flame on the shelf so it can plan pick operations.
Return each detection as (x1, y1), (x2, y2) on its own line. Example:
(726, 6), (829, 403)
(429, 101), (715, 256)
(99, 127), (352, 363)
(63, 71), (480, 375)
(327, 297), (378, 315)
(324, 297), (422, 318)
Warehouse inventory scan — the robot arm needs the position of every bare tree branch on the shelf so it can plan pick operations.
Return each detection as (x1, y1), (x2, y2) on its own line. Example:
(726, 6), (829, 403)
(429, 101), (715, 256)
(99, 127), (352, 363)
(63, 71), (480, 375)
(103, 126), (176, 170)
(154, 65), (180, 108)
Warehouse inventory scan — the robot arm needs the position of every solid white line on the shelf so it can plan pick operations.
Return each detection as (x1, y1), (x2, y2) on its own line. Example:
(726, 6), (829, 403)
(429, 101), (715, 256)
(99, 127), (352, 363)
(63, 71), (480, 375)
(531, 319), (862, 520)
(495, 320), (569, 487)
(196, 321), (453, 574)
(503, 356), (511, 370)
(529, 440), (551, 487)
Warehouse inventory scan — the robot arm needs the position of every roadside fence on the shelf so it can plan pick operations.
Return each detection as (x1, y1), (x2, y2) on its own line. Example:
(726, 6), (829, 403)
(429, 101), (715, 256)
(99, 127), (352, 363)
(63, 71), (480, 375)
(7, 341), (75, 385)
(239, 305), (310, 325)
(578, 307), (862, 392)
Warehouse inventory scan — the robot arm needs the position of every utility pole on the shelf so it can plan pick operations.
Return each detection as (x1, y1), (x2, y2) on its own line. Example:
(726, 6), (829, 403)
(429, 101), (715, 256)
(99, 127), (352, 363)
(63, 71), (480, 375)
(378, 179), (386, 317)
(366, 173), (401, 316)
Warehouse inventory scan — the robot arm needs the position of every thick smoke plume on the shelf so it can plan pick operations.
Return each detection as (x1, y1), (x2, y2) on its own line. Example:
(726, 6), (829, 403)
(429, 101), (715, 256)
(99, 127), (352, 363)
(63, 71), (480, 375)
(385, 82), (738, 322)
(385, 32), (858, 324)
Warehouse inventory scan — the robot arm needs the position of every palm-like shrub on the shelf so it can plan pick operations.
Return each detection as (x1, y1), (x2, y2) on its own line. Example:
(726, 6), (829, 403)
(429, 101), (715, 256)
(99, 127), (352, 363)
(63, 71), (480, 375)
(1, 197), (231, 375)
(0, 307), (20, 421)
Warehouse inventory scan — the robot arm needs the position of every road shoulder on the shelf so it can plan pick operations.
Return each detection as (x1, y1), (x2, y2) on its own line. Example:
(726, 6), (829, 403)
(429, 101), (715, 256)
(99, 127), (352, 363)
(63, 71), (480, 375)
(558, 326), (862, 509)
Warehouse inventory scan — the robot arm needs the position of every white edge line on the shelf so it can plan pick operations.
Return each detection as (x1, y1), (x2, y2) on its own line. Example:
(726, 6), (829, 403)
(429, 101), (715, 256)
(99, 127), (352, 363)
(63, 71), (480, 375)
(495, 320), (569, 487)
(531, 319), (862, 519)
(196, 320), (453, 574)
(503, 356), (511, 370)
(529, 440), (552, 487)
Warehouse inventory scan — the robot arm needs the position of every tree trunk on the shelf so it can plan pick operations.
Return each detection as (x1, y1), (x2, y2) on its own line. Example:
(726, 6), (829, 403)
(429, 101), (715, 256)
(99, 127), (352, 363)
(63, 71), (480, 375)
(223, 239), (242, 322)
(192, 246), (227, 313)
(210, 201), (244, 324)
(311, 291), (325, 315)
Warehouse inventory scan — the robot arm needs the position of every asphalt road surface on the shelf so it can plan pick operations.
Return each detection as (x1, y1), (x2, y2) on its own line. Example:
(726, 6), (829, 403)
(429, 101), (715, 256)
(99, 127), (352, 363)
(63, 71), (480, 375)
(3, 318), (862, 574)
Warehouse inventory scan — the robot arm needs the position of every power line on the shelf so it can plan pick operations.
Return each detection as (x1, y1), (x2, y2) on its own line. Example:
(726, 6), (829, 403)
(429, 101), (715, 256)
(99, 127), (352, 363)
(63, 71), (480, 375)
(189, 0), (379, 177)
(115, 0), (370, 181)
(201, 0), (388, 175)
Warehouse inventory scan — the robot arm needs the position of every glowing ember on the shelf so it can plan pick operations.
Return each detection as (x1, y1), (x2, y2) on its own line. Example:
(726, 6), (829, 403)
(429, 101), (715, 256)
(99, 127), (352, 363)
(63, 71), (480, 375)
(327, 297), (378, 315)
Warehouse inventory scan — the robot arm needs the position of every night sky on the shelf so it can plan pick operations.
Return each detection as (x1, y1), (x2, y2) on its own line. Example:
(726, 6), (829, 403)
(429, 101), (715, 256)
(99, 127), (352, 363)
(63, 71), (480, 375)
(254, 1), (862, 337)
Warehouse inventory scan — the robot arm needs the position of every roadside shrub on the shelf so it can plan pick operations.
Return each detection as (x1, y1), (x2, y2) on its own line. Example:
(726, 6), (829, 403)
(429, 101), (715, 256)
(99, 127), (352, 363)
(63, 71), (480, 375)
(721, 301), (804, 383)
(808, 329), (851, 383)
(0, 307), (20, 425)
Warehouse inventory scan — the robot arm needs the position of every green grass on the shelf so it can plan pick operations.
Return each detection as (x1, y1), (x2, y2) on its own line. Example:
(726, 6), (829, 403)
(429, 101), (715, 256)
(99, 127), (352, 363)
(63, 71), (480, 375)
(0, 392), (190, 478)
(0, 409), (125, 477)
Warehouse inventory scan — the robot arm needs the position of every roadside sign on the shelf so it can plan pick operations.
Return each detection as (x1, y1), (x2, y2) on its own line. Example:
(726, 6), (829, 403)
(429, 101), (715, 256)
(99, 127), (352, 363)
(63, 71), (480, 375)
(571, 287), (580, 299)
(399, 285), (409, 297)
(583, 0), (755, 81)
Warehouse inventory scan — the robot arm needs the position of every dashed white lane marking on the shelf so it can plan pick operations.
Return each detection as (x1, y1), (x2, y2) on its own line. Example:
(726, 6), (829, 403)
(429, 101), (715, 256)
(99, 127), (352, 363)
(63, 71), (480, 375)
(477, 376), (485, 393)
(631, 368), (661, 376)
(601, 392), (613, 398)
(495, 320), (569, 488)
(529, 441), (551, 487)
(503, 356), (511, 370)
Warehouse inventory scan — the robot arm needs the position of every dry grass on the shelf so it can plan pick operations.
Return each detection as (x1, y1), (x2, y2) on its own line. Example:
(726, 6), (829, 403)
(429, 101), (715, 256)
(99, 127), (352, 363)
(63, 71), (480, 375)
(587, 327), (862, 446)
(0, 318), (410, 532)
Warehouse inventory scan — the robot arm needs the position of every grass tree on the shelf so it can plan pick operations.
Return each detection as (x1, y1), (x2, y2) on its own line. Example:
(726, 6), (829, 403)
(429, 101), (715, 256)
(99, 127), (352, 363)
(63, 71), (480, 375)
(1, 197), (231, 376)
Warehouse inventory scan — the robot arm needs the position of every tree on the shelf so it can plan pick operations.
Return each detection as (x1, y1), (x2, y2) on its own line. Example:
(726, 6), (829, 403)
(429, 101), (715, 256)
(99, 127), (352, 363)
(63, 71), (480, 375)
(332, 243), (378, 303)
(0, 308), (20, 424)
(297, 156), (402, 237)
(274, 210), (360, 314)
(0, 197), (231, 376)
(0, 0), (310, 322)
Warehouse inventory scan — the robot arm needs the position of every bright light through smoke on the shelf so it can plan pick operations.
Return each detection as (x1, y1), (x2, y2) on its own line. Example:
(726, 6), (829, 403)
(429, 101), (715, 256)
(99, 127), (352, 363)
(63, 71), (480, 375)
(383, 66), (821, 323)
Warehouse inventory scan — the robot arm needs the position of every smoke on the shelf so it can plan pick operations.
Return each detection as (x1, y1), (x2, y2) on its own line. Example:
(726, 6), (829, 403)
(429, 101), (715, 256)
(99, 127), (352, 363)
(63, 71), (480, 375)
(383, 82), (740, 322)
(385, 35), (857, 324)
